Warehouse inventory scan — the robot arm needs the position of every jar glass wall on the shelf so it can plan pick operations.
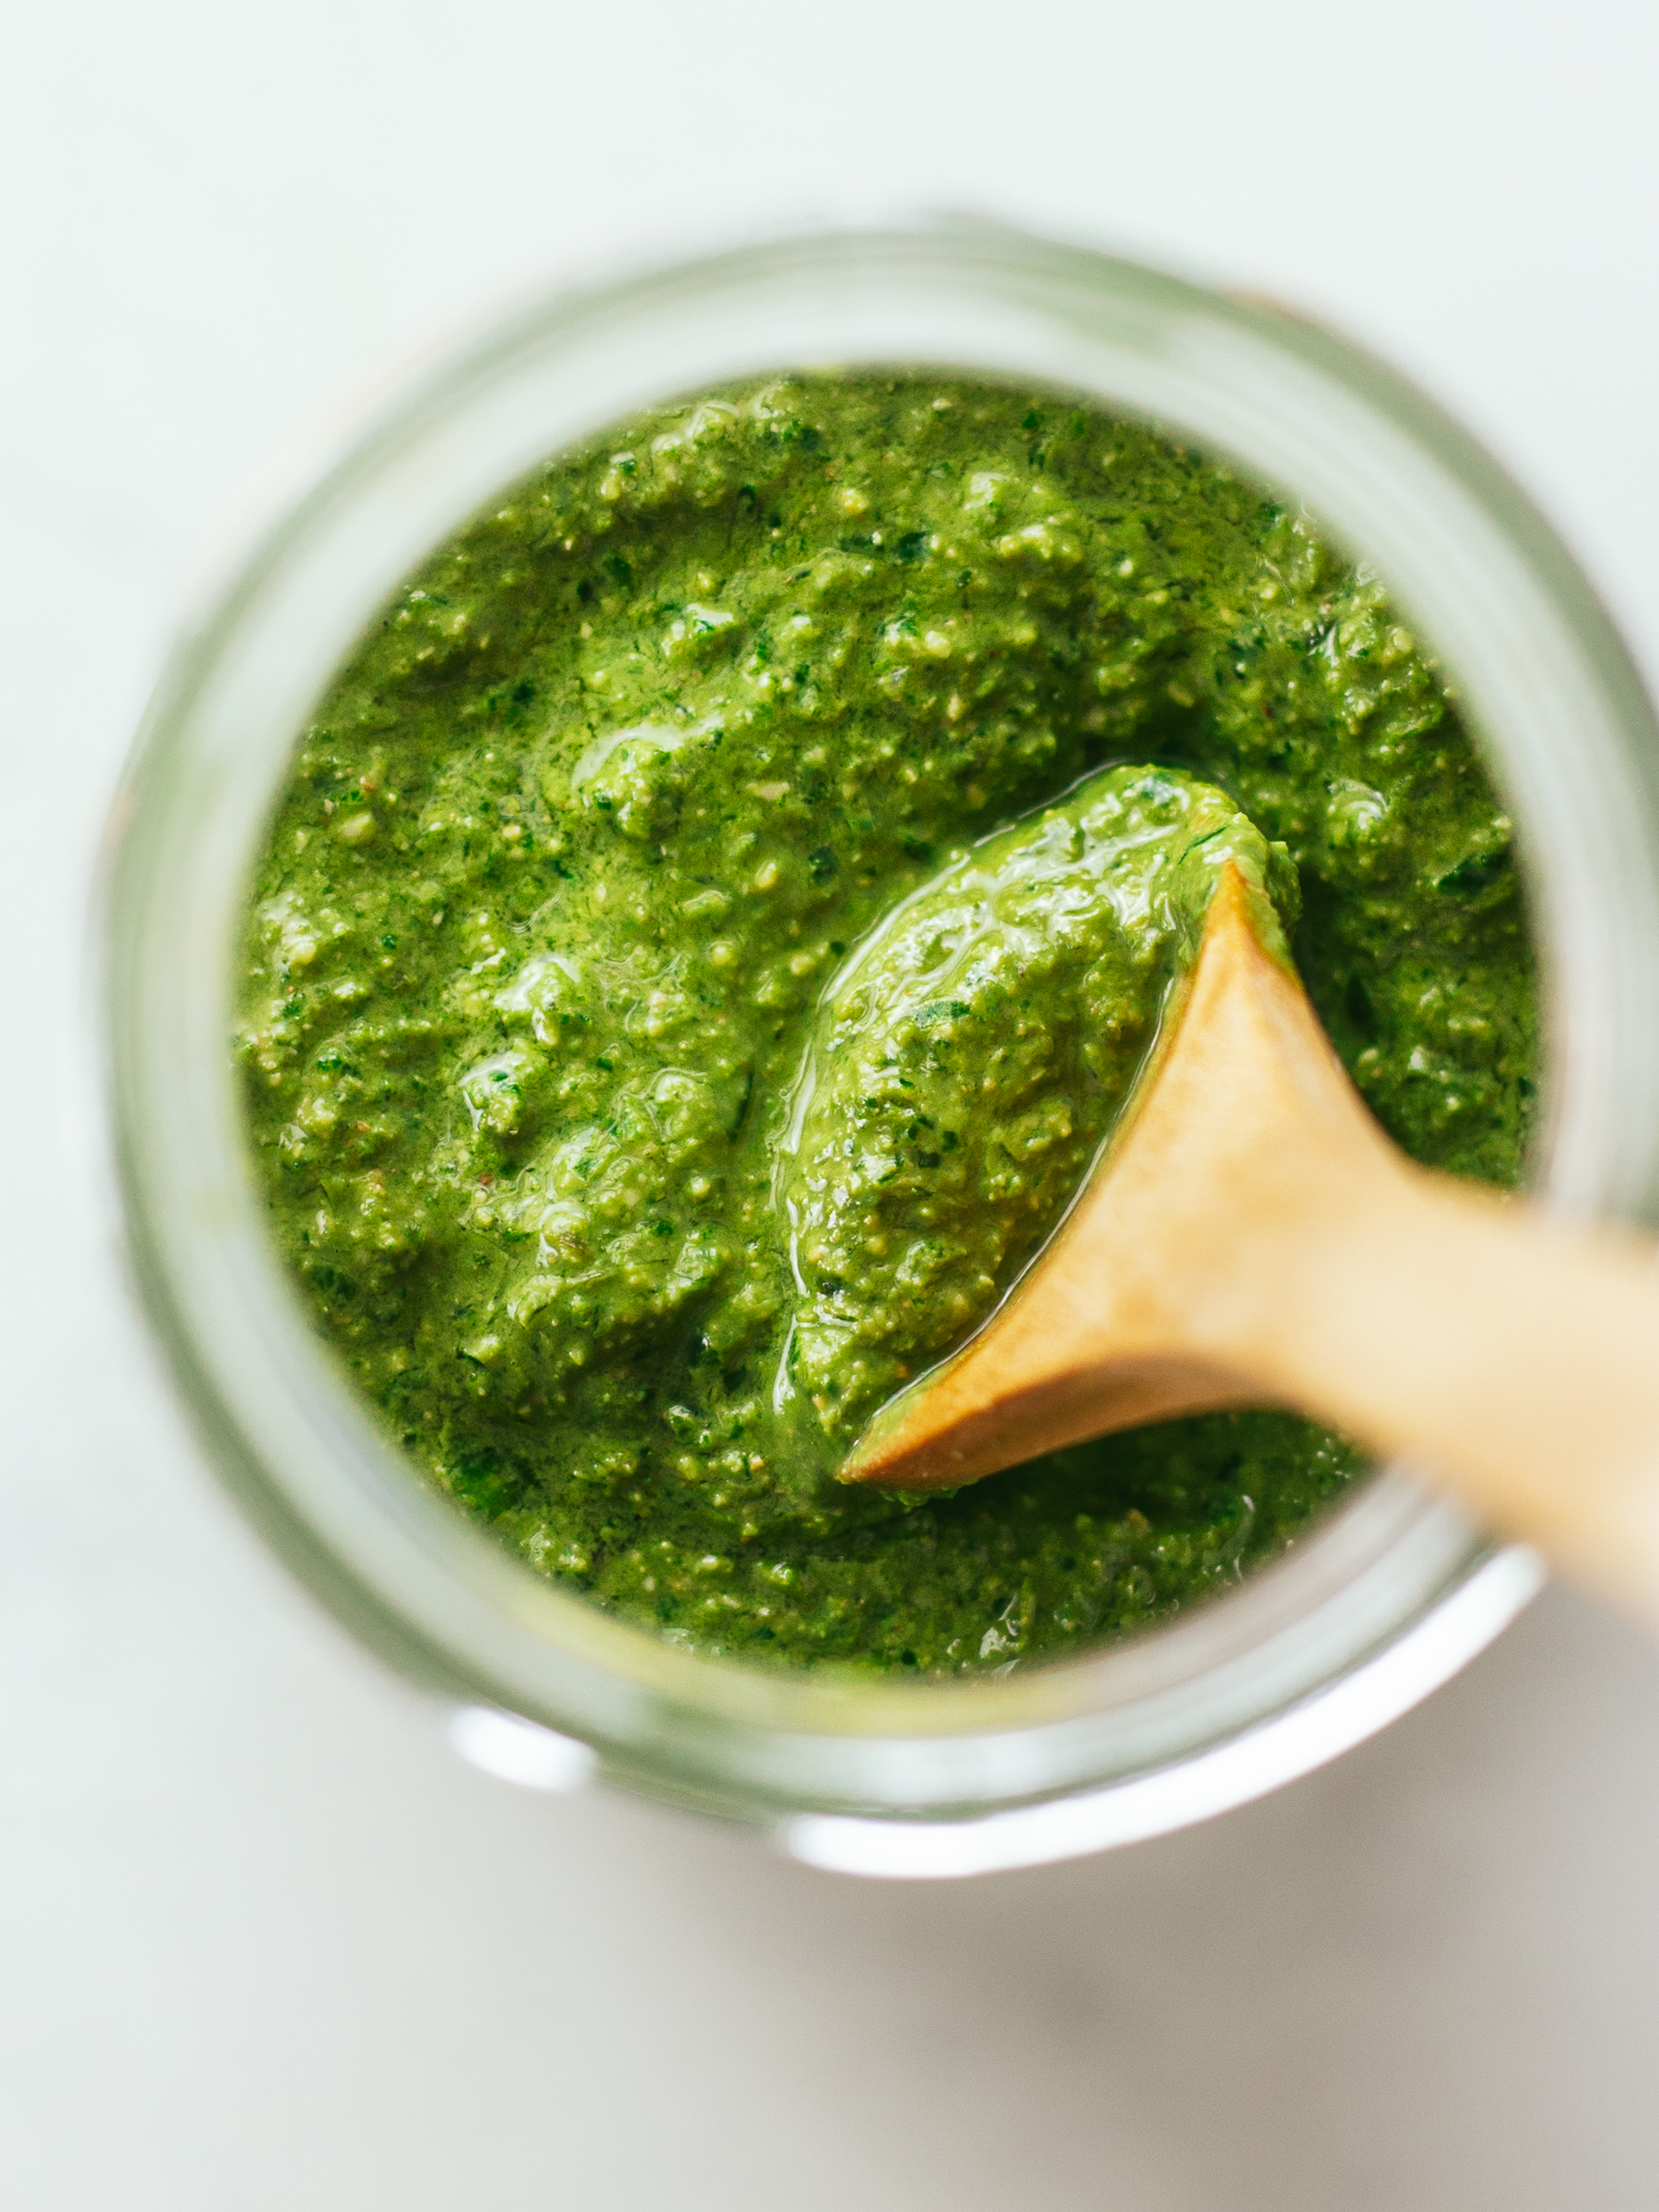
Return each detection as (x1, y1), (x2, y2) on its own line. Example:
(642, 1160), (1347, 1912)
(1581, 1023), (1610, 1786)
(101, 222), (1659, 1877)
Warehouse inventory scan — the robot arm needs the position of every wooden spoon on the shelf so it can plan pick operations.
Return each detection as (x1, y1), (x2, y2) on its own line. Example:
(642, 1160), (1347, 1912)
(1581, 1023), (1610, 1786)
(842, 862), (1659, 1631)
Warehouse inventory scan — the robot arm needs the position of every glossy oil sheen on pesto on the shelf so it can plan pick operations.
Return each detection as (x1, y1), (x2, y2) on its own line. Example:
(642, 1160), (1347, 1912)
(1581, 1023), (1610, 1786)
(238, 373), (1537, 1675)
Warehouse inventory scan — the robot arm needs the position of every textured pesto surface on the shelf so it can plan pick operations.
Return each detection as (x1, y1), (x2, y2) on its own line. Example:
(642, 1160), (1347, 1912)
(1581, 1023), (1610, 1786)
(237, 372), (1537, 1675)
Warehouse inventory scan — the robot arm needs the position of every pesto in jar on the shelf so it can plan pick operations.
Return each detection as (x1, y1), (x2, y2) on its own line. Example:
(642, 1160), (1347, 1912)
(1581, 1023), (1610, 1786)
(237, 373), (1536, 1675)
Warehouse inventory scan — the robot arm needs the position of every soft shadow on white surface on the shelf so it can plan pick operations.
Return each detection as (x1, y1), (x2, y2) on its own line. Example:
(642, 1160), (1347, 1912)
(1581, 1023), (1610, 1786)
(6, 2), (1659, 2205)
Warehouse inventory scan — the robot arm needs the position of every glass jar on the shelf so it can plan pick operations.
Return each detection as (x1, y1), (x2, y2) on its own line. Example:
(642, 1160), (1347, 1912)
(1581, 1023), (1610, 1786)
(100, 219), (1659, 1878)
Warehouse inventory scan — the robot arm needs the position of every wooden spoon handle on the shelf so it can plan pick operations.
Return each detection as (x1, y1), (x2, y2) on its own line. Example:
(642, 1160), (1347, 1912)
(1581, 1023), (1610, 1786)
(1243, 1165), (1659, 1630)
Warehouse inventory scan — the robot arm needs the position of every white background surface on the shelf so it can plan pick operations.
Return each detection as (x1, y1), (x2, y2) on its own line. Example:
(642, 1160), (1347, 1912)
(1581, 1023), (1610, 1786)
(5, 3), (1659, 2205)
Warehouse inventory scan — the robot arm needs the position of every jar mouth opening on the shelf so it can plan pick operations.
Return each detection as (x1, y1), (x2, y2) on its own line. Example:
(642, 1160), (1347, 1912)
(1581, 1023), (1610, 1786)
(102, 219), (1659, 1843)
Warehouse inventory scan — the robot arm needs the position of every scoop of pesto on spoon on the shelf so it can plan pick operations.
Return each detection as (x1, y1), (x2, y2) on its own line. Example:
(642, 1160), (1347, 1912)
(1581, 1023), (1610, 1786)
(776, 764), (1296, 1453)
(805, 772), (1659, 1634)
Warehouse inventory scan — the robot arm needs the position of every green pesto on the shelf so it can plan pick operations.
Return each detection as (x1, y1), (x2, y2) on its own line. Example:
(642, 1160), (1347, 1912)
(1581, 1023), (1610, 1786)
(238, 372), (1536, 1676)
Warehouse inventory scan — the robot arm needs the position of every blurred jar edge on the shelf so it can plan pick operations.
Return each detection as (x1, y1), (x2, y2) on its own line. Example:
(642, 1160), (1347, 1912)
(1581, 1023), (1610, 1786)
(98, 218), (1659, 1878)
